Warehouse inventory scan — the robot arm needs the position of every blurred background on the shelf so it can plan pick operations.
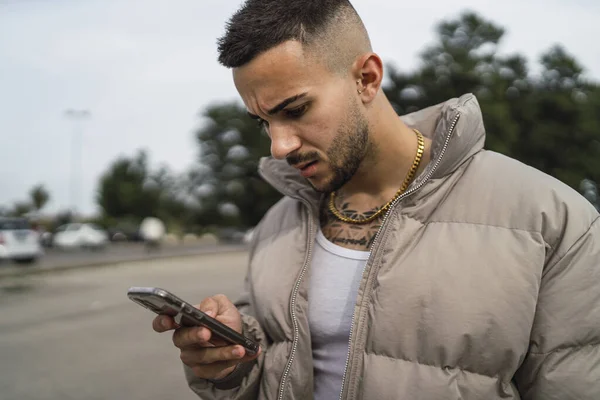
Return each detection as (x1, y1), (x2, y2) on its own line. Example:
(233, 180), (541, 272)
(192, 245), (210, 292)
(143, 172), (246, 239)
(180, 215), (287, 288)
(0, 0), (599, 399)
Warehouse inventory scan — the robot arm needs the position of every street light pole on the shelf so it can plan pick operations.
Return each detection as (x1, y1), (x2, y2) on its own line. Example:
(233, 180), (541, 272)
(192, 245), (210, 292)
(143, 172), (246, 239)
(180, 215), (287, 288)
(64, 109), (91, 218)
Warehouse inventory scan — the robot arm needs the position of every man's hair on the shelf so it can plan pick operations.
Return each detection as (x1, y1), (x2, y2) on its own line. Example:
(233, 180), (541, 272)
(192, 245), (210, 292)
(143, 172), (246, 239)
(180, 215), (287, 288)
(217, 0), (372, 73)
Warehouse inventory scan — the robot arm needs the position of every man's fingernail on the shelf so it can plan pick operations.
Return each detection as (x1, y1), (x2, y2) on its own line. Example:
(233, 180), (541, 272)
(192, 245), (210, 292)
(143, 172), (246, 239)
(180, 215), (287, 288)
(232, 348), (243, 358)
(205, 310), (215, 318)
(161, 317), (169, 328)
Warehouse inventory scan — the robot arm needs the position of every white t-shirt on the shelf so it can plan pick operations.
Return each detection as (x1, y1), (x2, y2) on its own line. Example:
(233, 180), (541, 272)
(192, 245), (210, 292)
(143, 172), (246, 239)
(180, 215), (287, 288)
(309, 229), (369, 400)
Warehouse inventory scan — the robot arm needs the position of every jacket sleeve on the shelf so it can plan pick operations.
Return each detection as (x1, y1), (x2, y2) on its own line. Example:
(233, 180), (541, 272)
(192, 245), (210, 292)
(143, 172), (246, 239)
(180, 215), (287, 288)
(515, 215), (600, 400)
(183, 225), (270, 400)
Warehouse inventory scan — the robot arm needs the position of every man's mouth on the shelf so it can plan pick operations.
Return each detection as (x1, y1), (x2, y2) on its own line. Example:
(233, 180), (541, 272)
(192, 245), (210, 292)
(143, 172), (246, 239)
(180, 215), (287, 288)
(296, 160), (317, 170)
(297, 161), (318, 177)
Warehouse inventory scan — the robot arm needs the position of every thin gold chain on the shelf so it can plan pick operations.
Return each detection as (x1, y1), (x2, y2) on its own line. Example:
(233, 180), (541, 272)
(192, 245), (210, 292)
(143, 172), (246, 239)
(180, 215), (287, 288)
(328, 129), (425, 225)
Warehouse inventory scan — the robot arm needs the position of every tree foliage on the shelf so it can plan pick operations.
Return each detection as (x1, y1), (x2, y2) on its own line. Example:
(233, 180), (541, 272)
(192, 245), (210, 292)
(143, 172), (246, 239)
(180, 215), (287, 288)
(97, 150), (156, 220)
(11, 202), (32, 217)
(96, 150), (189, 229)
(384, 12), (600, 190)
(29, 184), (50, 211)
(189, 102), (282, 228)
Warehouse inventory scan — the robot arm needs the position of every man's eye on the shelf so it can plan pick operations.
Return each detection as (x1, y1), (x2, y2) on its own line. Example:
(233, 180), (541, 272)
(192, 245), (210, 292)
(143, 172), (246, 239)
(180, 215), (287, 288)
(285, 104), (308, 118)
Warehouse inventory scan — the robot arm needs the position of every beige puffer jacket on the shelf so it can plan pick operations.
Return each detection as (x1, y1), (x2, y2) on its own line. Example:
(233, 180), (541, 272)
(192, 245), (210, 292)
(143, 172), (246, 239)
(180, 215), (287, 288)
(185, 94), (600, 400)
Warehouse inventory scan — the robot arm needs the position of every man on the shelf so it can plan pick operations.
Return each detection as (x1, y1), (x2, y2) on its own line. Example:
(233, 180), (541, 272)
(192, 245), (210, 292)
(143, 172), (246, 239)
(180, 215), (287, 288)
(153, 0), (600, 399)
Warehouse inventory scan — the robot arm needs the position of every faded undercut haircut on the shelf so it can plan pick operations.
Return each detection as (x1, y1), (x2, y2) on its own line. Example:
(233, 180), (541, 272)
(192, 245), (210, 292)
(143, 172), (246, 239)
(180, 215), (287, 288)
(217, 0), (372, 74)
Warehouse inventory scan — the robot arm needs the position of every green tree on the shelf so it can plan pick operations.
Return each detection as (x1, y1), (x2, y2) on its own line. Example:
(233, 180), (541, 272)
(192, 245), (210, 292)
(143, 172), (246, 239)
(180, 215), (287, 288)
(12, 202), (32, 217)
(29, 184), (50, 211)
(523, 46), (600, 187)
(96, 150), (160, 222)
(147, 164), (192, 232)
(191, 102), (282, 228)
(385, 12), (528, 155)
(384, 12), (600, 190)
(96, 150), (190, 231)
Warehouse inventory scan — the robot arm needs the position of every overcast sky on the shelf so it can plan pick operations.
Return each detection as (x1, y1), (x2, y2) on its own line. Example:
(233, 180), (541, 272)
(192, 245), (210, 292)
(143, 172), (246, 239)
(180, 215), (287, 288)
(1, 0), (598, 216)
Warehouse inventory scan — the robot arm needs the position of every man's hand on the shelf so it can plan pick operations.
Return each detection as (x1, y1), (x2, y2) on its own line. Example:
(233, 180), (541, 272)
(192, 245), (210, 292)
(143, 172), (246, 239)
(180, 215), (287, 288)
(153, 294), (261, 381)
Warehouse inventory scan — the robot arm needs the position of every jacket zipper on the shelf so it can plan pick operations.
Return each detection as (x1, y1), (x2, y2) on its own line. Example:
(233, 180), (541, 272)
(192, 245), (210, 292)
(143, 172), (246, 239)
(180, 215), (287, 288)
(277, 202), (316, 400)
(338, 112), (462, 400)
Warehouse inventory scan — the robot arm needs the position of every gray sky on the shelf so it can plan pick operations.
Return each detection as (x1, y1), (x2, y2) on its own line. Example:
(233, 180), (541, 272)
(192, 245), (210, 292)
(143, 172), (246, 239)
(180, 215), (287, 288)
(1, 0), (599, 216)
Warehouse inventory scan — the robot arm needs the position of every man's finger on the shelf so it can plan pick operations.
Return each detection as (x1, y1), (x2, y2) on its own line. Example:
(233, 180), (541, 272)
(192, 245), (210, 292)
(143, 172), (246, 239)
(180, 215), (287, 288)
(190, 360), (240, 380)
(152, 315), (177, 332)
(173, 326), (214, 348)
(171, 323), (239, 348)
(198, 294), (236, 319)
(187, 346), (262, 380)
(180, 345), (245, 366)
(191, 326), (231, 347)
(244, 345), (262, 361)
(197, 297), (219, 318)
(212, 294), (234, 314)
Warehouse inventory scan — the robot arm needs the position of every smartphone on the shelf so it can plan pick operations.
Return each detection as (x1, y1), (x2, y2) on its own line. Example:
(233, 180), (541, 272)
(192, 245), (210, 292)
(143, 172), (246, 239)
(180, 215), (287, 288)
(127, 286), (259, 355)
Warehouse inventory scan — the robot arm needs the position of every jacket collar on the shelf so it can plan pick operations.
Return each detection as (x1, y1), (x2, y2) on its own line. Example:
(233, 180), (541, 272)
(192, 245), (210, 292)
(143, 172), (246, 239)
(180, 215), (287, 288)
(258, 93), (485, 206)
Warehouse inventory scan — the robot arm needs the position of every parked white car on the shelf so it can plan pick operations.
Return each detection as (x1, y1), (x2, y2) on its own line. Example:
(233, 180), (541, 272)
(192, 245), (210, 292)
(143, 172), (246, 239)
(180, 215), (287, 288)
(53, 223), (109, 250)
(0, 217), (43, 264)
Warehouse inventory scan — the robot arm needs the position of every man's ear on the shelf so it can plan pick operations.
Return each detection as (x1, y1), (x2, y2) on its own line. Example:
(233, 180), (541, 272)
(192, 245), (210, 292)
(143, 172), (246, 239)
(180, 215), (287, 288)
(353, 52), (384, 103)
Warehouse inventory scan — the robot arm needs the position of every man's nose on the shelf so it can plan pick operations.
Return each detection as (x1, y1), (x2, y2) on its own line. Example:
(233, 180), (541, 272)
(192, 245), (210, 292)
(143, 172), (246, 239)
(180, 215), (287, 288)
(269, 124), (302, 160)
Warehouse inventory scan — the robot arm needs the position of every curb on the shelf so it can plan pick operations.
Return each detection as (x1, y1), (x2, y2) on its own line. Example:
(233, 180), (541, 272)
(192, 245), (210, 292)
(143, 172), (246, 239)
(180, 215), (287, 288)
(0, 245), (249, 279)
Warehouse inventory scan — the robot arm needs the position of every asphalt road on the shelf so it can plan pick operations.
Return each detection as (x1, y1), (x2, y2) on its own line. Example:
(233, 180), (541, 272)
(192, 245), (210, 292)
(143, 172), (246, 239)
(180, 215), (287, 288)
(0, 251), (250, 400)
(0, 242), (247, 277)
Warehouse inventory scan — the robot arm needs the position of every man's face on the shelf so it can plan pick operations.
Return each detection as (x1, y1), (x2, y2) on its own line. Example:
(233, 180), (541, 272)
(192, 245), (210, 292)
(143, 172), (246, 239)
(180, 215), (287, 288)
(233, 41), (370, 193)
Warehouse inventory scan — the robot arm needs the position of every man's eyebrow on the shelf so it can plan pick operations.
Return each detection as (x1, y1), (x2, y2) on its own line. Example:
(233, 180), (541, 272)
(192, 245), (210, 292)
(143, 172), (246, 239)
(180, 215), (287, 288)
(246, 93), (308, 120)
(267, 93), (308, 115)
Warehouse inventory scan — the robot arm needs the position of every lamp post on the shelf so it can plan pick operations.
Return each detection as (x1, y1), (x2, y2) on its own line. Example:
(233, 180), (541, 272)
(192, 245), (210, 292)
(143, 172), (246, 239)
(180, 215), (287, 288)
(64, 109), (91, 217)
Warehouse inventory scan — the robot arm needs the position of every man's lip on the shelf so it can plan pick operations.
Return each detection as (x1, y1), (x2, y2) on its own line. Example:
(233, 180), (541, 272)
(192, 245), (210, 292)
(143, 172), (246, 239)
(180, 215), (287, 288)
(299, 161), (318, 178)
(295, 161), (317, 170)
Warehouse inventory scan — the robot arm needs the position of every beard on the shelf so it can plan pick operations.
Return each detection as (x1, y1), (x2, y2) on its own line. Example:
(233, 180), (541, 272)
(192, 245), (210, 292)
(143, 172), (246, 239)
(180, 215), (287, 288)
(287, 101), (370, 193)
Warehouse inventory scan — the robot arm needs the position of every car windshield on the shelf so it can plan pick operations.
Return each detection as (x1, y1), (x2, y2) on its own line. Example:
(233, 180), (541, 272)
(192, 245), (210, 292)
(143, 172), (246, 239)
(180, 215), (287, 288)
(0, 218), (30, 230)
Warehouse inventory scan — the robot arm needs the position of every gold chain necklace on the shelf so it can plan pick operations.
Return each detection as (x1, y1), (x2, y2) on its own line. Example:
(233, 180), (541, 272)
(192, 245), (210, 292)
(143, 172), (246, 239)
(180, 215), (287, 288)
(328, 129), (425, 225)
